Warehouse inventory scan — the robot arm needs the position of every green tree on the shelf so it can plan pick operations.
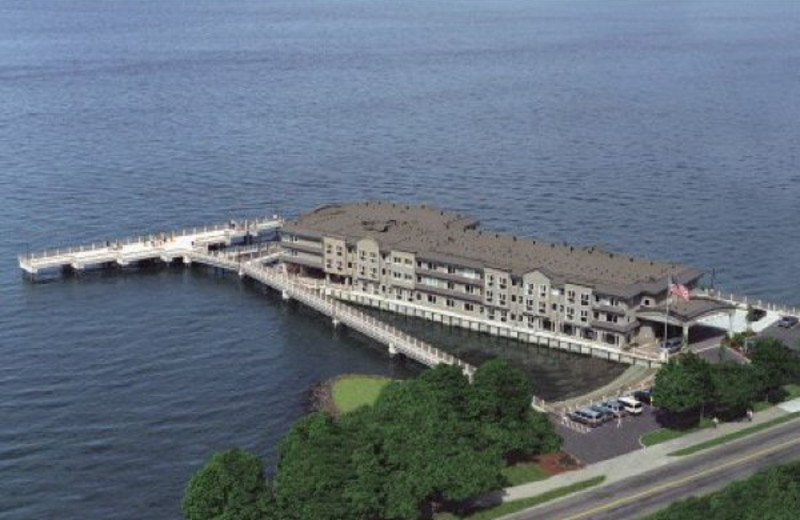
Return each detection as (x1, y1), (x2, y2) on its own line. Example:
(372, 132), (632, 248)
(749, 337), (800, 390)
(710, 363), (761, 419)
(275, 413), (356, 520)
(653, 354), (713, 424)
(183, 448), (275, 520)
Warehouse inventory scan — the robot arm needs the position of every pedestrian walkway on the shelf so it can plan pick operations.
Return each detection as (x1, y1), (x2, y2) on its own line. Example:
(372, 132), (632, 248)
(502, 404), (797, 503)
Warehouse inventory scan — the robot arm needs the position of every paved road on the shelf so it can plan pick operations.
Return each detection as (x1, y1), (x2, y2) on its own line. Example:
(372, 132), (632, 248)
(504, 417), (800, 520)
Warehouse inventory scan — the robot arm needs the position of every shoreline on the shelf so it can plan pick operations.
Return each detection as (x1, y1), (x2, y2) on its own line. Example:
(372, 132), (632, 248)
(308, 373), (394, 417)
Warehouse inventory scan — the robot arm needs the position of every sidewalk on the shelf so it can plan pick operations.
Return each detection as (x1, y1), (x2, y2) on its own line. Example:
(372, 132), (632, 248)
(502, 400), (799, 502)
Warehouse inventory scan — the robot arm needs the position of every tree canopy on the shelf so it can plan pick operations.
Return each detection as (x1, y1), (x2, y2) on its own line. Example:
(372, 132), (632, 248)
(184, 360), (561, 520)
(183, 448), (275, 520)
(653, 353), (713, 419)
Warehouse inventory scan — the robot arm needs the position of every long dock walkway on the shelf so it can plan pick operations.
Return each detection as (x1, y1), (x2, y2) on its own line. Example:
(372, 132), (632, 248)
(17, 224), (475, 378)
(18, 217), (283, 274)
(190, 248), (475, 376)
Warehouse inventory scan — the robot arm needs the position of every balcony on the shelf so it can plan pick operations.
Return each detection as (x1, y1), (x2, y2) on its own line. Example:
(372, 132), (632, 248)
(415, 266), (483, 287)
(283, 241), (323, 255)
(414, 283), (484, 304)
(590, 319), (639, 334)
(592, 303), (627, 315)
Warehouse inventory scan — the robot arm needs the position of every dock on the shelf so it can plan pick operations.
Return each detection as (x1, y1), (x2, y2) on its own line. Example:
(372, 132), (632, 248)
(18, 217), (283, 275)
(18, 220), (476, 378)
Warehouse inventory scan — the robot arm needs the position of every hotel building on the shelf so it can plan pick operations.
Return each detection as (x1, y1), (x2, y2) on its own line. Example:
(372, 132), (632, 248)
(278, 201), (714, 354)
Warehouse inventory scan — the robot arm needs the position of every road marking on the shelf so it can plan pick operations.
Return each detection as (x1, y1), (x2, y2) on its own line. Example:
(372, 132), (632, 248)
(562, 434), (800, 520)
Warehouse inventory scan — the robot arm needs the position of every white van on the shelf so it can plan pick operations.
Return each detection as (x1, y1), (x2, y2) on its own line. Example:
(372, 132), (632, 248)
(618, 396), (643, 415)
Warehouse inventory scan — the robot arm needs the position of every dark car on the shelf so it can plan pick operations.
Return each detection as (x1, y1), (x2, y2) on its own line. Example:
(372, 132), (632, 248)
(632, 390), (653, 405)
(777, 316), (799, 328)
(597, 400), (626, 418)
(662, 337), (683, 353)
(589, 405), (614, 422)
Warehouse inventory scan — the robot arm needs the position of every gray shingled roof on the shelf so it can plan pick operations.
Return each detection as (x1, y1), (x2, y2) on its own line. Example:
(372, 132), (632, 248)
(283, 201), (703, 297)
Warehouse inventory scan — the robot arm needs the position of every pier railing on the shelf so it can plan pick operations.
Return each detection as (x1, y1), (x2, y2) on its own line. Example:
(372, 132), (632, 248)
(19, 217), (283, 263)
(697, 288), (800, 317)
(187, 251), (475, 376)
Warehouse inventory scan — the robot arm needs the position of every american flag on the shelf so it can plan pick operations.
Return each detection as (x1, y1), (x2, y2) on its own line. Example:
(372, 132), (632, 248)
(669, 278), (690, 302)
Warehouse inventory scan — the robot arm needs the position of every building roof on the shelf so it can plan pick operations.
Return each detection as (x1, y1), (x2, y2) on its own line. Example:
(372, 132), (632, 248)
(283, 201), (703, 298)
(641, 297), (735, 323)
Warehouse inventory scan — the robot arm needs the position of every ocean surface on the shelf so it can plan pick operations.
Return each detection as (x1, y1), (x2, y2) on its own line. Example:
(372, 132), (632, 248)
(1, 1), (799, 518)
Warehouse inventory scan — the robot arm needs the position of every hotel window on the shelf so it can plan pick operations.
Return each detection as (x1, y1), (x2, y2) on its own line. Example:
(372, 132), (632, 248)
(392, 256), (401, 264)
(405, 258), (413, 265)
(500, 311), (507, 322)
(464, 303), (475, 312)
(499, 279), (507, 290)
(416, 293), (421, 300)
(552, 303), (558, 311)
(326, 260), (332, 268)
(446, 299), (455, 308)
(580, 309), (588, 322)
(539, 302), (547, 314)
(527, 284), (535, 296)
(511, 295), (517, 303)
(336, 261), (343, 269)
(488, 275), (494, 287)
(466, 286), (476, 294)
(487, 291), (493, 300)
(447, 281), (455, 290)
(499, 295), (507, 305)
(427, 294), (437, 304)
(567, 290), (576, 304)
(404, 274), (412, 280)
(567, 307), (575, 320)
(581, 294), (590, 306)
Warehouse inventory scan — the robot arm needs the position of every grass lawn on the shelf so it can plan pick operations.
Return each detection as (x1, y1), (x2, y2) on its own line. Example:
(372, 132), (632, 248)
(331, 375), (392, 414)
(500, 463), (550, 486)
(640, 417), (713, 447)
(669, 412), (800, 456)
(434, 476), (605, 520)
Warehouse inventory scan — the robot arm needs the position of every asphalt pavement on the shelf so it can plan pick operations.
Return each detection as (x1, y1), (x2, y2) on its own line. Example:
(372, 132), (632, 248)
(503, 416), (800, 520)
(556, 408), (661, 464)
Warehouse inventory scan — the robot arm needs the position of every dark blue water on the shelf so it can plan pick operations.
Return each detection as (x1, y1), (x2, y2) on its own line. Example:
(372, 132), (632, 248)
(2, 1), (799, 518)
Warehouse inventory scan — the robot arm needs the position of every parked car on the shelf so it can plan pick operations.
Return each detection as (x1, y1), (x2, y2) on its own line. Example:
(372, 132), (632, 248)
(632, 390), (653, 405)
(589, 405), (615, 422)
(618, 396), (643, 415)
(662, 337), (683, 353)
(568, 408), (605, 428)
(597, 400), (626, 418)
(777, 316), (799, 328)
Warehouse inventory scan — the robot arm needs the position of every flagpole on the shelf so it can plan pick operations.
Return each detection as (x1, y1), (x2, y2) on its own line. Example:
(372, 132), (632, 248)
(664, 277), (670, 350)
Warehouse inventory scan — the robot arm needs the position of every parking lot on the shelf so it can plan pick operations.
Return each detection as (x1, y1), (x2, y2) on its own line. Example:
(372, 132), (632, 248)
(758, 320), (800, 352)
(555, 404), (663, 464)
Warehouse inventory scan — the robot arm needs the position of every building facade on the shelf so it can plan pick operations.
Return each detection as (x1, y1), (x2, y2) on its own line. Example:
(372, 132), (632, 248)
(279, 202), (705, 351)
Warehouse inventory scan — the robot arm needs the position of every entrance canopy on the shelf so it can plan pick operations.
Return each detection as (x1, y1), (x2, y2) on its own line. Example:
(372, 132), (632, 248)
(637, 297), (735, 328)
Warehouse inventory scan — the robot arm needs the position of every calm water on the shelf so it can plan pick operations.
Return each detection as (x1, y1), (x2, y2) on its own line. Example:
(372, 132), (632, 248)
(2, 0), (799, 518)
